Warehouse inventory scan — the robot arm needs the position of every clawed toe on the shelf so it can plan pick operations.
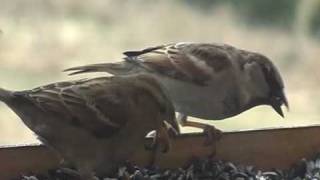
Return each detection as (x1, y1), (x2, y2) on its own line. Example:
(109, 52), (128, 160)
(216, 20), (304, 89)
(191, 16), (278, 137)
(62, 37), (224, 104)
(144, 131), (157, 151)
(144, 130), (170, 153)
(165, 123), (179, 138)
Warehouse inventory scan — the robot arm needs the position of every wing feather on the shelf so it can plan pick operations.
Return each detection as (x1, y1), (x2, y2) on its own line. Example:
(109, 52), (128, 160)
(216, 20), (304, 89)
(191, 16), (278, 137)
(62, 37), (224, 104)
(64, 43), (233, 86)
(19, 79), (126, 138)
(125, 43), (232, 85)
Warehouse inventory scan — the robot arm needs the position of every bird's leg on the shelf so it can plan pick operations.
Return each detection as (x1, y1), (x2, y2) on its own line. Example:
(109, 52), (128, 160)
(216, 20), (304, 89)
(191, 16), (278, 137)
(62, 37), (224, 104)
(147, 132), (160, 166)
(177, 113), (222, 146)
(147, 121), (174, 166)
(163, 120), (179, 138)
(157, 121), (174, 153)
(144, 130), (157, 151)
(145, 120), (178, 151)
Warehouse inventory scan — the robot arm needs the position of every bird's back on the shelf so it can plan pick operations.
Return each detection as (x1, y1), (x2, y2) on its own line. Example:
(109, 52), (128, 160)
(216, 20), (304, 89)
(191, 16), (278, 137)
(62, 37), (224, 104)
(64, 42), (283, 120)
(0, 75), (178, 176)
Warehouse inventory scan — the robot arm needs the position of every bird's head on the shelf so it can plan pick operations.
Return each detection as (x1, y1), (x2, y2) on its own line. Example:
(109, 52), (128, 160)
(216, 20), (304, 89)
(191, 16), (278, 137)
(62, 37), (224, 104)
(243, 53), (289, 117)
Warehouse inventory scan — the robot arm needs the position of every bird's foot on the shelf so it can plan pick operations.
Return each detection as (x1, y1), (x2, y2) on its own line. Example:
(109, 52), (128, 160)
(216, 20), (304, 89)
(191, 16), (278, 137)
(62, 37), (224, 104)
(144, 121), (176, 153)
(163, 120), (179, 138)
(144, 130), (157, 151)
(203, 125), (222, 146)
(144, 133), (168, 153)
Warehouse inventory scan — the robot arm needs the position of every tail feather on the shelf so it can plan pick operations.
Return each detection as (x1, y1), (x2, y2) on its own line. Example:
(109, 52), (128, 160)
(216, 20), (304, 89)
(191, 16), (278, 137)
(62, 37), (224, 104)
(0, 87), (13, 102)
(64, 62), (137, 76)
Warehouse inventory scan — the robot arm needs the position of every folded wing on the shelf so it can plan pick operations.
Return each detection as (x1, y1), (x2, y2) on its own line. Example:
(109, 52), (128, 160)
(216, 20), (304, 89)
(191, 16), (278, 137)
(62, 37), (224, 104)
(15, 78), (128, 138)
(65, 43), (233, 86)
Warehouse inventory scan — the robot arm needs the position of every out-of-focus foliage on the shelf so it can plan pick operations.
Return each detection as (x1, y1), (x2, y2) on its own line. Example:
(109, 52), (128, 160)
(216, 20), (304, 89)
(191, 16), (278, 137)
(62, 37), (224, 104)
(0, 0), (320, 145)
(185, 0), (320, 36)
(310, 2), (320, 38)
(227, 0), (297, 27)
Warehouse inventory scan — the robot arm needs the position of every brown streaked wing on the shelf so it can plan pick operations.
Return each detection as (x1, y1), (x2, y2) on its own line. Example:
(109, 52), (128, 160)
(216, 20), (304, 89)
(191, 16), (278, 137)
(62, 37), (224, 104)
(179, 43), (233, 73)
(24, 79), (127, 138)
(123, 44), (168, 57)
(125, 43), (232, 85)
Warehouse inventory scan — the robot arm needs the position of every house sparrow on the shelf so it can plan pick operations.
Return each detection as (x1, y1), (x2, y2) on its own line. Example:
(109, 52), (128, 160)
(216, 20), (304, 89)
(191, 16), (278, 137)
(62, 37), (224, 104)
(65, 42), (289, 145)
(0, 74), (179, 180)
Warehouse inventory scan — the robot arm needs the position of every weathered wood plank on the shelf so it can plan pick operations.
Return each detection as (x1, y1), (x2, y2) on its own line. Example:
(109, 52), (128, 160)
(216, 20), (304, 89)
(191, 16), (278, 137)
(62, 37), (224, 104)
(1, 125), (320, 179)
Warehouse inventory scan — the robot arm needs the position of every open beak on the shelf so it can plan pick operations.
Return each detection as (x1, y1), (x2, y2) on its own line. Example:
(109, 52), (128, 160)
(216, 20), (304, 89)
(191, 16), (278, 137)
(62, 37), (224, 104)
(271, 91), (289, 118)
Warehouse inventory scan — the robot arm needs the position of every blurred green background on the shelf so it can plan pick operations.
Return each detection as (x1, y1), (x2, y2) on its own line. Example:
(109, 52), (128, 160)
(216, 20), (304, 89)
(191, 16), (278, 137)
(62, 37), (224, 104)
(0, 0), (320, 145)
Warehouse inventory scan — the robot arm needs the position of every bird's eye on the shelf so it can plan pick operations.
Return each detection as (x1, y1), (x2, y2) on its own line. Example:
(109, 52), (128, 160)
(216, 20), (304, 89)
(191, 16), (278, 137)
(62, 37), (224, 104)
(271, 96), (282, 104)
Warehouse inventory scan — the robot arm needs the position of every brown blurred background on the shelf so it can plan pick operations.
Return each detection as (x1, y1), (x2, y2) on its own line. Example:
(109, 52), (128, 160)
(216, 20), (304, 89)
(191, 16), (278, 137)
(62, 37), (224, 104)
(0, 0), (320, 145)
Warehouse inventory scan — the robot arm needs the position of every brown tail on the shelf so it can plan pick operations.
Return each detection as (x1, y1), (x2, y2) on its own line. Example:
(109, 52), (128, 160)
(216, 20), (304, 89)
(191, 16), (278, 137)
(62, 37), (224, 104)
(64, 61), (138, 76)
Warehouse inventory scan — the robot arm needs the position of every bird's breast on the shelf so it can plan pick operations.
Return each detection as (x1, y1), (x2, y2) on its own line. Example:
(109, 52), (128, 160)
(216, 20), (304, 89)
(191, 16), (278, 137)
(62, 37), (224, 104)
(157, 75), (241, 120)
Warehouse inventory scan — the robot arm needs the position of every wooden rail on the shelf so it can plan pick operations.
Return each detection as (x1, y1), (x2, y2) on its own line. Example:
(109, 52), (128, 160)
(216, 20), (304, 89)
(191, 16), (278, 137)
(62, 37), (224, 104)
(1, 125), (320, 179)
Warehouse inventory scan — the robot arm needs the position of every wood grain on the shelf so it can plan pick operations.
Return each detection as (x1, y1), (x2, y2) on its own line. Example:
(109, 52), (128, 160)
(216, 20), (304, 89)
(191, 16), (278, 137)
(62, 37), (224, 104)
(1, 125), (320, 179)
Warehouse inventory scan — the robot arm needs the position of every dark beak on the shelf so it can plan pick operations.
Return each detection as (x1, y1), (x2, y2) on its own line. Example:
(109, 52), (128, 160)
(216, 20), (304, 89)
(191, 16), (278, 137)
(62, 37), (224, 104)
(271, 102), (284, 117)
(271, 90), (289, 118)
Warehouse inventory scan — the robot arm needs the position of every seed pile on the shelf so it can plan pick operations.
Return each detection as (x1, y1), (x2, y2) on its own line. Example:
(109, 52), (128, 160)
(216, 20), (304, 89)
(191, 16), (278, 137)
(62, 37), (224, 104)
(15, 154), (320, 180)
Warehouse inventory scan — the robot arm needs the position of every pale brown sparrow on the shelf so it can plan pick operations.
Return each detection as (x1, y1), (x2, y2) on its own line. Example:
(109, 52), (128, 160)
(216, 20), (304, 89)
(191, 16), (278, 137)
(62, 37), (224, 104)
(65, 42), (289, 145)
(0, 74), (179, 179)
